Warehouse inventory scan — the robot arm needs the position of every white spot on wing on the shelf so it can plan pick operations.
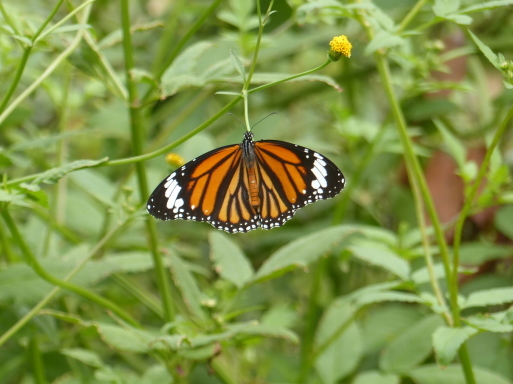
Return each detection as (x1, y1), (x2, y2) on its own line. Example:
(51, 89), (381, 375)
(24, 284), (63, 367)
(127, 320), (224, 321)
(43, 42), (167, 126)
(166, 184), (181, 209)
(311, 167), (327, 188)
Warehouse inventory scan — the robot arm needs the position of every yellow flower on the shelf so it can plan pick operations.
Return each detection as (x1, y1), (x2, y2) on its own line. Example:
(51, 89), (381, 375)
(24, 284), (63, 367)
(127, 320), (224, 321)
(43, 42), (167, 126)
(165, 153), (185, 168)
(328, 35), (352, 62)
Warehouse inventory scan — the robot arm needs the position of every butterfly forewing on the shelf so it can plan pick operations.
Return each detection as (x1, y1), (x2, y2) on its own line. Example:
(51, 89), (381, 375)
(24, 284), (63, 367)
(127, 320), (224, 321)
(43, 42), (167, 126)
(147, 143), (261, 232)
(147, 133), (345, 233)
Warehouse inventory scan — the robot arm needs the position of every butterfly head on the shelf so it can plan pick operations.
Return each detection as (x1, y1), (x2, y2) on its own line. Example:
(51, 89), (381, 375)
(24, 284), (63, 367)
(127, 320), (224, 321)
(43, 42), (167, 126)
(243, 131), (254, 142)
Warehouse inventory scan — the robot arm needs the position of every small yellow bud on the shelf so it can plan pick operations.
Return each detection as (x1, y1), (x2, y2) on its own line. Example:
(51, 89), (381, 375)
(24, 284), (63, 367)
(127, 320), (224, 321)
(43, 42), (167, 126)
(165, 153), (185, 168)
(328, 35), (352, 62)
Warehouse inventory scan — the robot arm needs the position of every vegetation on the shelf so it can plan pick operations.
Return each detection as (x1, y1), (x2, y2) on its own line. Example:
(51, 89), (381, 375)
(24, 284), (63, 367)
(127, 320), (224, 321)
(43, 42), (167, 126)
(1, 0), (513, 383)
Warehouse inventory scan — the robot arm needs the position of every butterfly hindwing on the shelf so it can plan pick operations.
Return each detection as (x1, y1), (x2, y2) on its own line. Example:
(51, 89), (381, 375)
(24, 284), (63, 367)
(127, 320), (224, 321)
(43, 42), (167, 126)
(253, 140), (345, 229)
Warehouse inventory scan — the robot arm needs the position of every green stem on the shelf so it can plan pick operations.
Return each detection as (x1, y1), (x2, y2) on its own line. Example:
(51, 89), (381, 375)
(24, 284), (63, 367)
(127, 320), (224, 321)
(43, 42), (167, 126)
(0, 209), (140, 327)
(106, 97), (241, 166)
(29, 336), (46, 384)
(156, 0), (224, 79)
(0, 223), (124, 347)
(112, 274), (164, 319)
(244, 0), (274, 90)
(248, 60), (331, 95)
(397, 0), (429, 33)
(373, 53), (456, 317)
(0, 48), (31, 113)
(0, 0), (65, 113)
(0, 220), (16, 263)
(0, 1), (92, 126)
(404, 150), (452, 325)
(452, 104), (513, 290)
(120, 0), (174, 322)
(142, 0), (225, 104)
(5, 55), (331, 181)
(363, 26), (477, 384)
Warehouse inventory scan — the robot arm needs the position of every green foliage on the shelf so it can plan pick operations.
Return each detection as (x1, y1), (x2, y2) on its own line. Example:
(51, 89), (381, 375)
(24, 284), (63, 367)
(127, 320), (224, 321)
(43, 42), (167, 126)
(1, 0), (513, 383)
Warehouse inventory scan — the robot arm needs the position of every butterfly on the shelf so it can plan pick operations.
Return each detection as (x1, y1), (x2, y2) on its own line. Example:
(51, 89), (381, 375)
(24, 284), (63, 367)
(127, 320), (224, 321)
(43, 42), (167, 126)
(147, 132), (345, 233)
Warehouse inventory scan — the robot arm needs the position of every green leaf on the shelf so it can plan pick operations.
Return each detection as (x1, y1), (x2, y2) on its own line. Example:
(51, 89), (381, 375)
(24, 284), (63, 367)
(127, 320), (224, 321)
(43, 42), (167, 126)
(432, 326), (478, 365)
(209, 232), (254, 288)
(45, 24), (93, 37)
(234, 323), (299, 344)
(460, 0), (513, 13)
(468, 30), (501, 69)
(188, 321), (298, 348)
(168, 253), (206, 320)
(355, 291), (423, 308)
(353, 371), (400, 384)
(443, 13), (473, 25)
(230, 50), (246, 83)
(495, 205), (513, 240)
(61, 348), (104, 368)
(261, 304), (297, 329)
(141, 365), (174, 384)
(464, 315), (513, 333)
(32, 158), (109, 185)
(96, 323), (155, 353)
(160, 42), (234, 97)
(252, 225), (355, 283)
(365, 31), (405, 55)
(411, 264), (446, 285)
(463, 287), (513, 309)
(408, 364), (512, 384)
(315, 300), (362, 384)
(380, 315), (444, 373)
(434, 119), (466, 168)
(433, 0), (460, 16)
(350, 245), (410, 280)
(129, 68), (157, 86)
(459, 242), (513, 265)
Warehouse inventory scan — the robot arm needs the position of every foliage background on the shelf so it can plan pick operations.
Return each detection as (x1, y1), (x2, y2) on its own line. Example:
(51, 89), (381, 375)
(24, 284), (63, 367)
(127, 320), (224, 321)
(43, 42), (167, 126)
(1, 0), (513, 383)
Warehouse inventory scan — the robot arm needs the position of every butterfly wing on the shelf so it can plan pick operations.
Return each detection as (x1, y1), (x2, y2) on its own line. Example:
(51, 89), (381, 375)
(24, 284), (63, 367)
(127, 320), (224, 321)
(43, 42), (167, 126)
(253, 140), (345, 230)
(147, 143), (261, 233)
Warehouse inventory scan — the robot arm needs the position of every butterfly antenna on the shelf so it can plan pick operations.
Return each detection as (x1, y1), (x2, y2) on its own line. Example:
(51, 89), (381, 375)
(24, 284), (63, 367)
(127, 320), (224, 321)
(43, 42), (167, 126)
(252, 112), (278, 129)
(227, 113), (246, 130)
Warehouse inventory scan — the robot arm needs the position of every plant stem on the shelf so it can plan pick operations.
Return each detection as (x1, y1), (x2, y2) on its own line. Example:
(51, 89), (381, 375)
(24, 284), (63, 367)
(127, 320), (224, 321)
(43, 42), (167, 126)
(353, 5), (475, 382)
(452, 104), (513, 290)
(397, 0), (429, 33)
(112, 274), (164, 319)
(120, 0), (174, 322)
(0, 1), (92, 126)
(244, 0), (274, 90)
(105, 97), (241, 166)
(0, 209), (139, 327)
(0, 223), (123, 347)
(142, 0), (225, 104)
(248, 60), (331, 94)
(29, 336), (46, 384)
(373, 54), (475, 383)
(0, 0), (65, 113)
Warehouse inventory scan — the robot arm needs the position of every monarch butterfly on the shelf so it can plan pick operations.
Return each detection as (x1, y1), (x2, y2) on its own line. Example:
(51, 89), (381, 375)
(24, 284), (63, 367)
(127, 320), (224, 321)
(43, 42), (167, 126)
(147, 132), (345, 233)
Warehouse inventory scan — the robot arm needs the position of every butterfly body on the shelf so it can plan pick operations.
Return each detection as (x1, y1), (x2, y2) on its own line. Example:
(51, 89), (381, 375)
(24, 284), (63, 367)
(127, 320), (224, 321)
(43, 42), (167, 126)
(147, 132), (345, 233)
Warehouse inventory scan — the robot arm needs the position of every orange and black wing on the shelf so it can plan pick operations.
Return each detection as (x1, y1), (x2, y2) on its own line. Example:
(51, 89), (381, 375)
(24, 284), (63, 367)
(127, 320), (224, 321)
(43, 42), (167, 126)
(253, 140), (345, 230)
(147, 144), (261, 233)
